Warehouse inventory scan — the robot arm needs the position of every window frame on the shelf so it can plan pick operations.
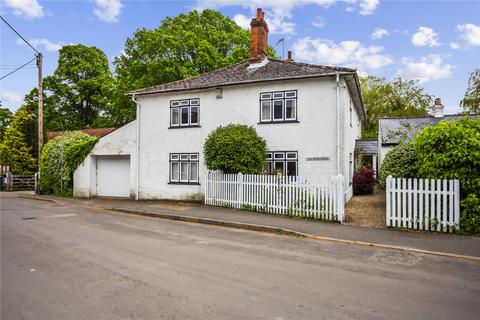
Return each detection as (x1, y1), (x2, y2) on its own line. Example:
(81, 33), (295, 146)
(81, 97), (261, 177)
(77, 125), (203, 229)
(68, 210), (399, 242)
(259, 90), (298, 123)
(169, 98), (201, 128)
(169, 153), (200, 184)
(265, 151), (298, 176)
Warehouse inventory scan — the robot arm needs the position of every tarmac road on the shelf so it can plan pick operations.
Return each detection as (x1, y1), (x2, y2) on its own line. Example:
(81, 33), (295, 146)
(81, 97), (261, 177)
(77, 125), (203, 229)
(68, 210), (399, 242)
(1, 193), (479, 320)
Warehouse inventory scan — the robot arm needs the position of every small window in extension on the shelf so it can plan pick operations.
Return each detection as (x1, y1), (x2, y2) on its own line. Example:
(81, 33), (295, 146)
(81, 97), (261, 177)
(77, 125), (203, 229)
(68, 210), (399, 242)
(170, 98), (200, 127)
(260, 90), (297, 123)
(169, 153), (200, 183)
(265, 151), (298, 176)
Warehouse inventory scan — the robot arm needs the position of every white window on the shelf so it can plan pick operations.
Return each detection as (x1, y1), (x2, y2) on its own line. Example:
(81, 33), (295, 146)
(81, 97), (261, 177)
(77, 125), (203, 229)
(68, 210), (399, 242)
(265, 151), (298, 176)
(261, 101), (272, 121)
(260, 90), (297, 123)
(169, 153), (200, 183)
(170, 99), (200, 127)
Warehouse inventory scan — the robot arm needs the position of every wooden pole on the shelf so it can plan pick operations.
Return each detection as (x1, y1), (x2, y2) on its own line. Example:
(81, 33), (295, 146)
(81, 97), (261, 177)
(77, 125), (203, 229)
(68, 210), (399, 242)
(37, 52), (43, 168)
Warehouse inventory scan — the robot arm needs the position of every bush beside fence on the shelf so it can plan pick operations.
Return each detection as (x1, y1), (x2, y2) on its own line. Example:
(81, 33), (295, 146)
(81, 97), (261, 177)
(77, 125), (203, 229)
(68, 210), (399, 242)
(205, 172), (345, 222)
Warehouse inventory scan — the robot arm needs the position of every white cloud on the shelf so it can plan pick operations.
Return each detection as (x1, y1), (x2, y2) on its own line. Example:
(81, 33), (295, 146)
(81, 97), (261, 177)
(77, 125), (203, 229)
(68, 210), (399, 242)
(456, 23), (480, 46)
(359, 0), (380, 15)
(93, 0), (123, 23)
(233, 14), (250, 29)
(16, 38), (65, 52)
(371, 28), (389, 40)
(411, 26), (440, 47)
(398, 55), (453, 83)
(0, 90), (22, 104)
(312, 16), (325, 28)
(3, 0), (44, 19)
(449, 42), (460, 49)
(196, 0), (379, 34)
(293, 37), (393, 71)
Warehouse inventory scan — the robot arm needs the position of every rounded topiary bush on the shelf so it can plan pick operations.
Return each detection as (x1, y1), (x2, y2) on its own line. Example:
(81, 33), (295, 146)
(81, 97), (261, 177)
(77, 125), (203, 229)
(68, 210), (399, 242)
(415, 117), (480, 235)
(378, 140), (418, 188)
(203, 124), (266, 174)
(40, 131), (97, 195)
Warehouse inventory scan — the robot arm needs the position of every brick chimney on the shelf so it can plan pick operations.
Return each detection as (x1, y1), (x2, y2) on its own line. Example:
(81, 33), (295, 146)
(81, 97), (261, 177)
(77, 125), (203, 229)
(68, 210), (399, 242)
(433, 98), (444, 118)
(287, 51), (293, 61)
(250, 8), (269, 63)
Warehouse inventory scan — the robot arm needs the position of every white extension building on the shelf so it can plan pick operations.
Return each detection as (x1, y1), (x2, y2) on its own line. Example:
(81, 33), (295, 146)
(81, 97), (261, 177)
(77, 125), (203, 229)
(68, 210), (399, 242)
(74, 8), (365, 202)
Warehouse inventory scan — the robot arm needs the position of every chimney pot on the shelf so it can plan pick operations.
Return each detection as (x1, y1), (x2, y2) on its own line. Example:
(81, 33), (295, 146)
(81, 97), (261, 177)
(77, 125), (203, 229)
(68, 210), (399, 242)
(287, 51), (293, 61)
(433, 97), (444, 118)
(256, 8), (262, 19)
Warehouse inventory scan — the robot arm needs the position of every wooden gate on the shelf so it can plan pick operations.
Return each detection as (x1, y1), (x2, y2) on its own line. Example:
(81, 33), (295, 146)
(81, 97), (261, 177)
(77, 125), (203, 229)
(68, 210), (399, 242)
(6, 173), (36, 191)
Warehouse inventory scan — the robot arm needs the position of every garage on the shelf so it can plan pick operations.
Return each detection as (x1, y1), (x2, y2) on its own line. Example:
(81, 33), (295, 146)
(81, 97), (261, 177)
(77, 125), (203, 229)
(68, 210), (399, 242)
(96, 156), (130, 197)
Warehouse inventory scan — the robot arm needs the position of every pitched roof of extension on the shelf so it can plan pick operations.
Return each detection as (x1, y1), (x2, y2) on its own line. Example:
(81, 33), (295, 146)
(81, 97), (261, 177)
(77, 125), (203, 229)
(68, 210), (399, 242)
(46, 127), (117, 141)
(127, 58), (357, 96)
(378, 114), (479, 145)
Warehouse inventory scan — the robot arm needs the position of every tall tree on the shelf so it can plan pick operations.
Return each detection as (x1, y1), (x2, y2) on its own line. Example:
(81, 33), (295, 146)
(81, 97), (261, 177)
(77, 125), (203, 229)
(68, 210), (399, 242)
(111, 9), (277, 125)
(0, 107), (37, 174)
(360, 76), (432, 139)
(0, 103), (13, 141)
(27, 44), (115, 131)
(461, 69), (480, 114)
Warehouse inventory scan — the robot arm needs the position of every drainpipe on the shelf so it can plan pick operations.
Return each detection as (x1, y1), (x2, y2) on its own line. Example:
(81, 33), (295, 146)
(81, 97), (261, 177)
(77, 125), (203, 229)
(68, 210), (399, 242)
(336, 73), (340, 176)
(132, 94), (140, 200)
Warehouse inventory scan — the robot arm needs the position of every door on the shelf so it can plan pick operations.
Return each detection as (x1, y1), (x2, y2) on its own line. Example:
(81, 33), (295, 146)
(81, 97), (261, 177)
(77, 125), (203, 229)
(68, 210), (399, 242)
(96, 156), (130, 197)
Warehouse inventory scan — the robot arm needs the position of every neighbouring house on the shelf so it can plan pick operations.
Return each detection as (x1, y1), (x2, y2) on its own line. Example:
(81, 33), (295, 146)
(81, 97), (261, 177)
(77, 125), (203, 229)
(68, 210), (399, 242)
(73, 8), (365, 201)
(46, 126), (117, 141)
(377, 98), (477, 170)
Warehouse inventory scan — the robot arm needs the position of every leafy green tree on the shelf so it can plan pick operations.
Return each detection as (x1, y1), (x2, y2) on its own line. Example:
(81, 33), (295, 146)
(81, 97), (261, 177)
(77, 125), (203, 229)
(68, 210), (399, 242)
(204, 124), (267, 174)
(24, 45), (115, 131)
(0, 104), (13, 141)
(0, 107), (37, 174)
(111, 9), (277, 125)
(360, 76), (432, 139)
(461, 69), (480, 114)
(415, 117), (480, 235)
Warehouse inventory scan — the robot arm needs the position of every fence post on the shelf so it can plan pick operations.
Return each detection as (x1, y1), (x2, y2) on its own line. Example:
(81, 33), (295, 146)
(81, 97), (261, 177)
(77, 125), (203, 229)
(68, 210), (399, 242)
(336, 175), (344, 223)
(6, 172), (12, 191)
(454, 179), (460, 230)
(386, 175), (392, 227)
(237, 173), (243, 209)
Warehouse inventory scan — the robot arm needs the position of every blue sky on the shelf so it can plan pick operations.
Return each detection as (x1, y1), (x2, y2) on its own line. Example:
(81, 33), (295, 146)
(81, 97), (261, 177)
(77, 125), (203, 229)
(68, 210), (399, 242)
(1, 0), (479, 114)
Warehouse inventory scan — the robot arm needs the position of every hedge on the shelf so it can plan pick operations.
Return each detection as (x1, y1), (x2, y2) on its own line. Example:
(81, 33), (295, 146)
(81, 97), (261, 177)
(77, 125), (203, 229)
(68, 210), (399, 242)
(378, 140), (418, 188)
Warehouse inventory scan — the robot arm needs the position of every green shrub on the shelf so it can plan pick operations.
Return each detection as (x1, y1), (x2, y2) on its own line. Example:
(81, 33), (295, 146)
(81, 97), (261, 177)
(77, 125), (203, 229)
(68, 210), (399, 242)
(378, 140), (418, 187)
(40, 131), (97, 195)
(415, 117), (480, 234)
(203, 124), (266, 174)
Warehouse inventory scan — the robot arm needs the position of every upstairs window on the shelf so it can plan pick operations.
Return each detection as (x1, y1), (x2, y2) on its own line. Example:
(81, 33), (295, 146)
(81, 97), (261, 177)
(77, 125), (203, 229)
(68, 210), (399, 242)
(264, 151), (298, 176)
(260, 90), (297, 123)
(170, 98), (200, 127)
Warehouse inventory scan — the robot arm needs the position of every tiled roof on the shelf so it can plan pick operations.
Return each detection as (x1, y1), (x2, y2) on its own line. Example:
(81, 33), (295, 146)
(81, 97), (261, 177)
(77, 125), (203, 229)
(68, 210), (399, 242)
(47, 127), (117, 140)
(355, 139), (377, 155)
(378, 115), (478, 144)
(128, 58), (356, 95)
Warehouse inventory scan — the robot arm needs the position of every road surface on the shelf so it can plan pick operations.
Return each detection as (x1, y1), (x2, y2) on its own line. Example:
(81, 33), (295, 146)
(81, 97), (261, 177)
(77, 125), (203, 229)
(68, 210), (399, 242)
(1, 193), (479, 320)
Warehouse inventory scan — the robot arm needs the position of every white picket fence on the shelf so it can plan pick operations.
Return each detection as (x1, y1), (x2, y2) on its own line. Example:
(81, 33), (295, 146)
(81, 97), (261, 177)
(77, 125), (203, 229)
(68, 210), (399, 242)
(205, 172), (345, 222)
(385, 176), (460, 232)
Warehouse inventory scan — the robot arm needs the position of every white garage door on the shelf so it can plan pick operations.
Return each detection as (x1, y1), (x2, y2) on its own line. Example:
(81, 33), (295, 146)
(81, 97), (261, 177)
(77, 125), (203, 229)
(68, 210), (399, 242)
(96, 156), (130, 197)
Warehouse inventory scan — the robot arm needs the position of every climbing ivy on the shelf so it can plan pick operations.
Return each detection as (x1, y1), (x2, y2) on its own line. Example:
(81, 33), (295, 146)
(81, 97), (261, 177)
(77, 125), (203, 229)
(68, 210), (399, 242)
(40, 131), (97, 195)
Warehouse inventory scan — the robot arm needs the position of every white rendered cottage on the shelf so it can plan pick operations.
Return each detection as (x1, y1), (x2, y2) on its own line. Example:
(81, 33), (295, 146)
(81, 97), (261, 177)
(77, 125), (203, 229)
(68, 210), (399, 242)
(74, 8), (365, 202)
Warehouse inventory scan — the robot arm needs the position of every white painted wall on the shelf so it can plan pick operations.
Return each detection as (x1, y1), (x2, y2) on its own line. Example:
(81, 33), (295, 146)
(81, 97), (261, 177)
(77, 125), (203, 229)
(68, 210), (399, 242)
(74, 76), (363, 201)
(73, 121), (137, 198)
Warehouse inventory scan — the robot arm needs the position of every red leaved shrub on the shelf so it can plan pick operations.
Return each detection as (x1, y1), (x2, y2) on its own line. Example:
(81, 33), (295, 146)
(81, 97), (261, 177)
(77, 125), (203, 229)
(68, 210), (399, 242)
(353, 165), (376, 195)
